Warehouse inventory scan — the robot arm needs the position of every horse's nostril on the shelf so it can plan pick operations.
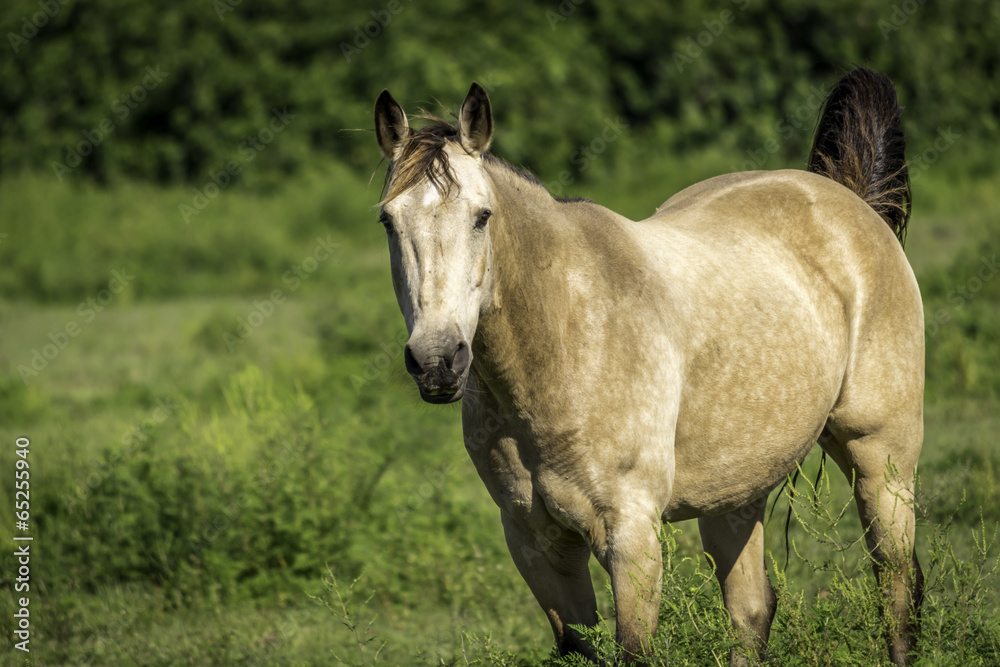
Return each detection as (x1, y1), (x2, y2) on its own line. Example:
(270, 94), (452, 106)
(404, 344), (422, 375)
(406, 338), (469, 379)
(451, 341), (470, 374)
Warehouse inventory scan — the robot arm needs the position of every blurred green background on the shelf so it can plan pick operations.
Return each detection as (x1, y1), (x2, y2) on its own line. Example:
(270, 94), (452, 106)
(1, 1), (998, 664)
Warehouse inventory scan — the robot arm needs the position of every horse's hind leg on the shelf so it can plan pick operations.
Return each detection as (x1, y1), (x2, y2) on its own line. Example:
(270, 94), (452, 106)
(699, 496), (776, 667)
(820, 419), (924, 665)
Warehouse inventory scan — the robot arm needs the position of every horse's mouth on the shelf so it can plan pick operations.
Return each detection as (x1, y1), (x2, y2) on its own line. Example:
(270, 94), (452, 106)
(419, 385), (465, 404)
(414, 371), (468, 404)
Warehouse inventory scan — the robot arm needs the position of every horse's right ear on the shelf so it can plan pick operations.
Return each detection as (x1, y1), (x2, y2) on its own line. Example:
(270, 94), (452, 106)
(374, 89), (409, 161)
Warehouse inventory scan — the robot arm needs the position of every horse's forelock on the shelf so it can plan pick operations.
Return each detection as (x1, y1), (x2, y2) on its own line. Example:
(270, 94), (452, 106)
(381, 118), (461, 205)
(379, 116), (549, 207)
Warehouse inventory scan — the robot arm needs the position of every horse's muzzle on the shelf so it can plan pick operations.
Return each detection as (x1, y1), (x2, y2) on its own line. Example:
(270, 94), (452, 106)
(404, 337), (471, 404)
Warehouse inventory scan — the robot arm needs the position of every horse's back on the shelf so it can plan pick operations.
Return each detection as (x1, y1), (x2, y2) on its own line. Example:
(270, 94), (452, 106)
(650, 169), (901, 257)
(643, 169), (919, 327)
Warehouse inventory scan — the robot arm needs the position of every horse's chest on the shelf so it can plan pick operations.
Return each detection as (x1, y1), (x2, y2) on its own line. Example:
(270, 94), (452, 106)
(466, 427), (664, 554)
(465, 430), (595, 533)
(476, 442), (536, 514)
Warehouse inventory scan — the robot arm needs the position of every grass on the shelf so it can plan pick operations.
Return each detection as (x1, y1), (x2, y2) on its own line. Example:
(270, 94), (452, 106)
(0, 154), (998, 665)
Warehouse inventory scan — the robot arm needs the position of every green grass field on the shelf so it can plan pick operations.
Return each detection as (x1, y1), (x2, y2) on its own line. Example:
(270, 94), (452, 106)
(1, 154), (998, 665)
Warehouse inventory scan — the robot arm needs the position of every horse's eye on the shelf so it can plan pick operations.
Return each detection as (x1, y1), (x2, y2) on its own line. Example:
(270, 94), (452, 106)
(379, 211), (394, 234)
(475, 208), (492, 229)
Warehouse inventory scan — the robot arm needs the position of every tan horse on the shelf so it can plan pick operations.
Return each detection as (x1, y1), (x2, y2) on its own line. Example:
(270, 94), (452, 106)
(373, 68), (923, 665)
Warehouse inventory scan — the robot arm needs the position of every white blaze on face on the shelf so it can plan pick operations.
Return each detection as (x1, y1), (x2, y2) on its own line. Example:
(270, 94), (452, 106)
(421, 187), (443, 207)
(384, 144), (495, 348)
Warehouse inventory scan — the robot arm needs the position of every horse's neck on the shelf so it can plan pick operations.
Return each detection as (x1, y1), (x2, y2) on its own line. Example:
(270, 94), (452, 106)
(471, 172), (577, 411)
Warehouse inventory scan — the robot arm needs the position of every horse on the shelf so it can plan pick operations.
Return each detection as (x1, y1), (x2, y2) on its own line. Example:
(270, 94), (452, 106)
(371, 68), (924, 665)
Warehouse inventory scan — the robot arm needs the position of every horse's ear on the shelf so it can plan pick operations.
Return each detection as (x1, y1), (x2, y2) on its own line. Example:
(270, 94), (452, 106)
(459, 83), (493, 157)
(374, 89), (409, 161)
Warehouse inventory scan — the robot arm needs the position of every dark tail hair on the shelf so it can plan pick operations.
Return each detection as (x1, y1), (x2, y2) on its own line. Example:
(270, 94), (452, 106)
(807, 68), (911, 246)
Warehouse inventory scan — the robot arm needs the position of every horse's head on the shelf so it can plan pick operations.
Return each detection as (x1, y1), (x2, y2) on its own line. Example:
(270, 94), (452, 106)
(374, 84), (495, 404)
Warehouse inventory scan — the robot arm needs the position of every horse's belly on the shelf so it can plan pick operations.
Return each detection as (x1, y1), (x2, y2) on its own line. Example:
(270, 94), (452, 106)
(665, 423), (823, 521)
(665, 307), (847, 519)
(666, 359), (841, 519)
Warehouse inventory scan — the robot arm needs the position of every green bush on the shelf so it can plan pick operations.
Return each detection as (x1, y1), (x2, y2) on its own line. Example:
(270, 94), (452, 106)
(2, 0), (998, 185)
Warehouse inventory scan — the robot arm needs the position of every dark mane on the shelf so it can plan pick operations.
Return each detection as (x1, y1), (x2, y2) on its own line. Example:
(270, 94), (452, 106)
(483, 153), (545, 189)
(381, 116), (553, 204)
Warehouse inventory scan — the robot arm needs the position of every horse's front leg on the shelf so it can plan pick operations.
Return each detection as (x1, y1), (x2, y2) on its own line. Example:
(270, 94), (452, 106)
(500, 510), (599, 660)
(598, 513), (663, 664)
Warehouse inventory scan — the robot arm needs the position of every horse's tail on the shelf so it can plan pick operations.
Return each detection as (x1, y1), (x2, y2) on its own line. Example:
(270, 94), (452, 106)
(807, 68), (911, 246)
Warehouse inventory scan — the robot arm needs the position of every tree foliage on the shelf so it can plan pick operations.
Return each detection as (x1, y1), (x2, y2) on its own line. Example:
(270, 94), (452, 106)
(1, 0), (998, 185)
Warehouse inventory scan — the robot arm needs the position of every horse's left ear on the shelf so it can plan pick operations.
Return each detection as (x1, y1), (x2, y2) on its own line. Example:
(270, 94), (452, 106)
(459, 83), (493, 157)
